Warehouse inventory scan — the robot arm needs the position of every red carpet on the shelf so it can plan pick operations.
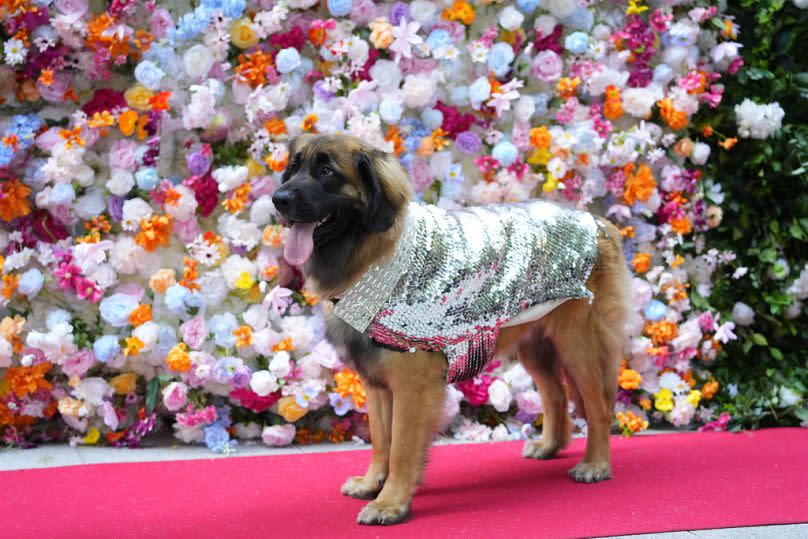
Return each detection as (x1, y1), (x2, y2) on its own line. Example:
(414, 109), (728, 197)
(2, 429), (807, 538)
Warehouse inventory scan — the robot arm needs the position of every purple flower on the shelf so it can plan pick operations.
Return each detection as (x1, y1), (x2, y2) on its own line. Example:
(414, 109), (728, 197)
(455, 131), (482, 154)
(389, 2), (409, 25)
(312, 80), (336, 101)
(107, 196), (124, 222)
(329, 392), (352, 416)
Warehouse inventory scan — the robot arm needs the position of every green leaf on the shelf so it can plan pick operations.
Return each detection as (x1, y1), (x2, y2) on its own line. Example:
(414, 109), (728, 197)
(795, 408), (808, 422)
(146, 378), (160, 413)
(769, 347), (784, 361)
(752, 333), (769, 346)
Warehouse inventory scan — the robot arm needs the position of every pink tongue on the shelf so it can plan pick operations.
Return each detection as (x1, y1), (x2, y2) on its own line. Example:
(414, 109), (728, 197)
(284, 222), (317, 266)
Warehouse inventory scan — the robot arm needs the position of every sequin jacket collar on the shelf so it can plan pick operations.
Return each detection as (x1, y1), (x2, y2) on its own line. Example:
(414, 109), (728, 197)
(332, 201), (602, 382)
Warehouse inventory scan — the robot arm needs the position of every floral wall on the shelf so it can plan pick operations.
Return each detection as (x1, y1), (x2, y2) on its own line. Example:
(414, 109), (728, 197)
(0, 0), (794, 452)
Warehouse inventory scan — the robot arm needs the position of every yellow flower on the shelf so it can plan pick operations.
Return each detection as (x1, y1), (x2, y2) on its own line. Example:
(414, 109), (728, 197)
(618, 369), (643, 391)
(231, 18), (259, 49)
(654, 388), (674, 412)
(277, 396), (308, 422)
(110, 373), (138, 395)
(124, 336), (144, 357)
(82, 427), (101, 445)
(57, 397), (83, 417)
(166, 343), (191, 373)
(686, 389), (702, 408)
(244, 158), (266, 179)
(124, 84), (154, 111)
(542, 173), (559, 193)
(616, 411), (649, 436)
(235, 271), (255, 290)
(527, 147), (551, 166)
(626, 0), (649, 15)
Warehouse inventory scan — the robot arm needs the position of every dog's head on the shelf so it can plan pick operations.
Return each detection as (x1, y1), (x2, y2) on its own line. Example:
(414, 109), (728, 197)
(271, 134), (412, 268)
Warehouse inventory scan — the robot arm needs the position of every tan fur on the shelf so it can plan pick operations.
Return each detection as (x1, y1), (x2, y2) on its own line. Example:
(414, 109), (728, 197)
(293, 135), (632, 524)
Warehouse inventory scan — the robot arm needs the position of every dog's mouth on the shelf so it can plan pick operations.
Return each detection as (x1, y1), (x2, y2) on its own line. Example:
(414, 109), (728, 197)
(281, 214), (332, 267)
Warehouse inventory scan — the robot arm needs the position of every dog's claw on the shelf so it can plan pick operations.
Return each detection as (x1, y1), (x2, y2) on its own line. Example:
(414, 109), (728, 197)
(568, 461), (612, 483)
(522, 439), (561, 460)
(357, 500), (410, 526)
(341, 476), (382, 500)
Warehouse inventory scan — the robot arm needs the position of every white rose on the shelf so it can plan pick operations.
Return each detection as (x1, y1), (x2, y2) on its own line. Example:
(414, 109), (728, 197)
(499, 5), (524, 31)
(220, 254), (257, 289)
(164, 185), (198, 222)
(502, 363), (534, 392)
(370, 60), (402, 89)
(622, 87), (659, 118)
(197, 269), (229, 306)
(250, 370), (279, 396)
(347, 39), (369, 63)
(250, 195), (276, 226)
(691, 142), (711, 165)
(109, 236), (146, 275)
(269, 350), (292, 377)
(402, 74), (435, 109)
(732, 302), (755, 326)
(212, 165), (249, 193)
(88, 263), (117, 289)
(516, 390), (543, 414)
(534, 16), (558, 37)
(106, 169), (135, 197)
(183, 44), (214, 81)
(514, 96), (536, 120)
(409, 0), (438, 24)
(487, 379), (513, 412)
(544, 0), (575, 18)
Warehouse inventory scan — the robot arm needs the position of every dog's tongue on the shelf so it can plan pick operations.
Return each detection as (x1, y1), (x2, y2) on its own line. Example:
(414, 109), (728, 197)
(284, 221), (317, 266)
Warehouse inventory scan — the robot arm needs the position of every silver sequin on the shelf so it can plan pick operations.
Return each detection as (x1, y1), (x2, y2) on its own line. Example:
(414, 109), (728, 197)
(333, 201), (602, 382)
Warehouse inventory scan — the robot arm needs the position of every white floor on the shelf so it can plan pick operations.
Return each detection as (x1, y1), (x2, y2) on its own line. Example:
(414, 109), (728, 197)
(2, 437), (805, 538)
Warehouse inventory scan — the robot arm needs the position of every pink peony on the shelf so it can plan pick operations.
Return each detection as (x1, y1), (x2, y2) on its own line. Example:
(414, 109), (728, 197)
(162, 382), (189, 412)
(180, 316), (207, 350)
(531, 50), (563, 82)
(262, 424), (296, 446)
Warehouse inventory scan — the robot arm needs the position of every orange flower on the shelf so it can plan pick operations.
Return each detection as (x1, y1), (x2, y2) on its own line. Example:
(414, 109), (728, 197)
(2, 274), (19, 300)
(301, 114), (319, 133)
(639, 398), (652, 411)
(109, 372), (137, 395)
(556, 77), (581, 100)
(702, 380), (719, 399)
(166, 343), (191, 372)
(616, 411), (648, 435)
(618, 368), (643, 390)
(670, 215), (692, 236)
(623, 163), (656, 205)
(262, 265), (279, 280)
(603, 85), (623, 120)
(4, 363), (52, 398)
(124, 336), (144, 356)
(673, 137), (694, 157)
(277, 396), (308, 422)
(632, 252), (651, 273)
(0, 179), (32, 222)
(38, 68), (54, 86)
(118, 109), (139, 137)
(222, 182), (252, 213)
(657, 98), (687, 130)
(264, 118), (288, 138)
(334, 369), (367, 409)
(646, 320), (678, 347)
(272, 337), (295, 352)
(529, 126), (551, 149)
(148, 91), (172, 112)
(149, 269), (177, 294)
(301, 290), (319, 306)
(701, 125), (714, 137)
(385, 126), (406, 156)
(718, 137), (737, 150)
(621, 225), (636, 239)
(235, 50), (274, 88)
(442, 0), (475, 25)
(262, 225), (286, 248)
(233, 325), (253, 347)
(135, 215), (173, 252)
(59, 125), (85, 148)
(129, 304), (152, 327)
(179, 258), (199, 291)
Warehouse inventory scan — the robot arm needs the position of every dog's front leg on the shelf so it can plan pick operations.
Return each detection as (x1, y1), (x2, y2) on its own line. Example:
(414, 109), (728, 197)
(357, 351), (446, 525)
(341, 384), (392, 499)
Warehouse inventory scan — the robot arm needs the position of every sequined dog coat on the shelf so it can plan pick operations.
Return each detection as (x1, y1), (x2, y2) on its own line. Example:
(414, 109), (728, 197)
(332, 201), (602, 383)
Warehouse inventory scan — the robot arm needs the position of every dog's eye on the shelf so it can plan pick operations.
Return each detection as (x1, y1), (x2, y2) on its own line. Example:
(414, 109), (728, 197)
(320, 166), (334, 177)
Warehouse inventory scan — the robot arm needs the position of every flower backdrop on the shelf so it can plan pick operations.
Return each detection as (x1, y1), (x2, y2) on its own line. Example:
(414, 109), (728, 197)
(0, 0), (798, 452)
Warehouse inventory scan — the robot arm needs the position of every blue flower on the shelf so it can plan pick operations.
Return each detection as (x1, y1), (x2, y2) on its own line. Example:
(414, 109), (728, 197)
(135, 168), (160, 191)
(327, 0), (352, 17)
(469, 77), (492, 108)
(487, 42), (515, 78)
(213, 356), (246, 384)
(203, 423), (237, 453)
(516, 0), (541, 13)
(329, 393), (352, 416)
(50, 183), (75, 206)
(17, 268), (43, 297)
(426, 29), (451, 51)
(209, 313), (238, 348)
(564, 32), (590, 55)
(644, 300), (668, 322)
(533, 93), (550, 116)
(93, 335), (121, 363)
(99, 294), (139, 328)
(155, 325), (178, 357)
(450, 86), (470, 107)
(493, 140), (518, 167)
(421, 109), (444, 130)
(379, 98), (403, 124)
(134, 60), (165, 90)
(275, 48), (301, 74)
(164, 284), (191, 316)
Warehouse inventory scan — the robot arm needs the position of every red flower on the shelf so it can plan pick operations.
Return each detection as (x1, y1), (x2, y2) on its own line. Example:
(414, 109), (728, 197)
(229, 388), (281, 413)
(81, 88), (127, 116)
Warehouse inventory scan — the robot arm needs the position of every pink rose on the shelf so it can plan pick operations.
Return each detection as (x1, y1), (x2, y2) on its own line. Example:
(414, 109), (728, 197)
(114, 283), (145, 302)
(174, 218), (201, 243)
(62, 350), (96, 377)
(250, 175), (276, 198)
(37, 73), (71, 103)
(350, 0), (378, 25)
(262, 424), (296, 446)
(531, 50), (563, 82)
(150, 8), (175, 40)
(410, 158), (434, 194)
(180, 316), (207, 350)
(109, 140), (139, 172)
(55, 0), (88, 16)
(511, 121), (531, 151)
(162, 381), (188, 412)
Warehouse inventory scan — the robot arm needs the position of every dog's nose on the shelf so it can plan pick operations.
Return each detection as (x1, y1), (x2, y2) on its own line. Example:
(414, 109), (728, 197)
(272, 189), (296, 213)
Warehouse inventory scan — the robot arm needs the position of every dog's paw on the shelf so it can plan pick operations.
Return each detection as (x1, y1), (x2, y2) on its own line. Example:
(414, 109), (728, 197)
(522, 439), (560, 460)
(341, 476), (382, 500)
(568, 461), (612, 483)
(357, 499), (410, 526)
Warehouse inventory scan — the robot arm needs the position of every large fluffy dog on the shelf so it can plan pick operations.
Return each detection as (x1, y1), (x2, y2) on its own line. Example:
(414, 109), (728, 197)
(271, 134), (632, 525)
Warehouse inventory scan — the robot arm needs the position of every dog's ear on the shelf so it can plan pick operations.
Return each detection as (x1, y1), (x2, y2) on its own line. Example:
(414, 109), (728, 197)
(355, 152), (396, 233)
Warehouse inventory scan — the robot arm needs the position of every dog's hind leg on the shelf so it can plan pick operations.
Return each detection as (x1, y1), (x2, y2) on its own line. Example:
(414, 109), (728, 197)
(356, 350), (447, 525)
(341, 384), (392, 499)
(518, 330), (572, 460)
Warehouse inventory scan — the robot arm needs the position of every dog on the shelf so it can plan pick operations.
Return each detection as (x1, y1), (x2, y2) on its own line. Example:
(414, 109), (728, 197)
(271, 134), (632, 525)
